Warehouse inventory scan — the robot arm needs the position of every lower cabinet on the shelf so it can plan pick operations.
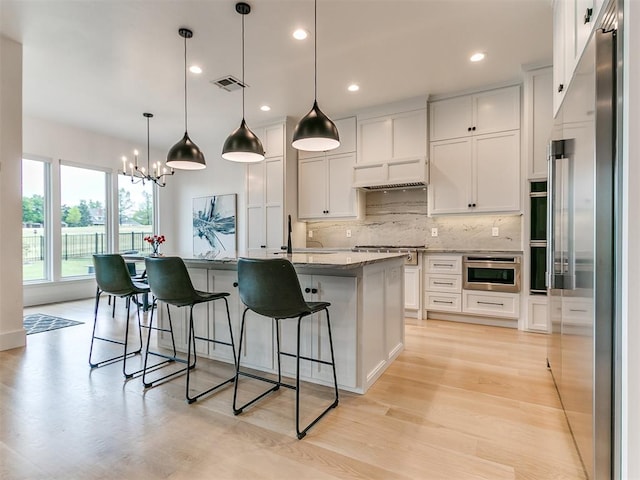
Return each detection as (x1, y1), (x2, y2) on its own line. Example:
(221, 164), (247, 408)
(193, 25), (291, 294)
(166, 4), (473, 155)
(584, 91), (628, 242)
(404, 265), (421, 312)
(424, 253), (520, 321)
(462, 290), (520, 318)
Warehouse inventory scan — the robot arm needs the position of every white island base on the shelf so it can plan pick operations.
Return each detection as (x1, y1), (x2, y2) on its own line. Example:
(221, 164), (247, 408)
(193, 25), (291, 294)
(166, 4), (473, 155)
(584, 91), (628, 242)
(155, 252), (406, 394)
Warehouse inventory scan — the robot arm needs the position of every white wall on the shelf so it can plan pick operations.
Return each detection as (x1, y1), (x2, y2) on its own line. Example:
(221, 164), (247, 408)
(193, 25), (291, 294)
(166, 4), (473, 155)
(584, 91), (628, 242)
(622, 0), (639, 476)
(0, 36), (26, 350)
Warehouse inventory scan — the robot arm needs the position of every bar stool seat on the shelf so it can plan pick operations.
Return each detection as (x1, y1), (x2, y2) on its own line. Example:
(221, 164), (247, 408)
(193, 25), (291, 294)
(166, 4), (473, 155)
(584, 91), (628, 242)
(89, 254), (150, 378)
(233, 257), (339, 439)
(142, 256), (237, 404)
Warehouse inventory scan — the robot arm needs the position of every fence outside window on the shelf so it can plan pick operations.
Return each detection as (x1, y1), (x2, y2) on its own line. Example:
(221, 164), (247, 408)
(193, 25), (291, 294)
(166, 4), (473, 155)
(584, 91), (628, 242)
(22, 231), (154, 263)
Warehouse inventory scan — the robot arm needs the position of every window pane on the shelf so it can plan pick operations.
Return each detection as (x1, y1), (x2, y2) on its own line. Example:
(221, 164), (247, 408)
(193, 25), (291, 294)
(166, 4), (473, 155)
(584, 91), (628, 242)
(60, 165), (107, 277)
(118, 176), (154, 274)
(22, 159), (47, 281)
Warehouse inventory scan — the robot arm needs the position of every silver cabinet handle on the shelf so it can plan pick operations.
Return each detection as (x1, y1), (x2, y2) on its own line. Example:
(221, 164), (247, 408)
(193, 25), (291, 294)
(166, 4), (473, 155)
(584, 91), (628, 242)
(433, 300), (454, 305)
(433, 281), (454, 286)
(433, 263), (454, 267)
(477, 300), (504, 306)
(569, 308), (588, 313)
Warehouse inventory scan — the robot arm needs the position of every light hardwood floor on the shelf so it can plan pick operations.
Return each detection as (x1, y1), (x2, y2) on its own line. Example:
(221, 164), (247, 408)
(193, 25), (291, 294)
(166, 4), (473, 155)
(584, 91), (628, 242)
(1, 300), (585, 479)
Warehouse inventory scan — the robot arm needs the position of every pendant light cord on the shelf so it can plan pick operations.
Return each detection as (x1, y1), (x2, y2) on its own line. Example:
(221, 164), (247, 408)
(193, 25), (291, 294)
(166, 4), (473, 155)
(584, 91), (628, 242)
(314, 0), (318, 100)
(183, 34), (188, 132)
(242, 11), (246, 119)
(147, 115), (151, 172)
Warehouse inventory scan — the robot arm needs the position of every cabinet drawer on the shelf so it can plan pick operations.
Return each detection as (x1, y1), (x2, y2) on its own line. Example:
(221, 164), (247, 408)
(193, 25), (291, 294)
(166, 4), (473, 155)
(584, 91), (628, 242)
(425, 292), (461, 312)
(425, 255), (462, 274)
(462, 291), (520, 318)
(425, 273), (461, 293)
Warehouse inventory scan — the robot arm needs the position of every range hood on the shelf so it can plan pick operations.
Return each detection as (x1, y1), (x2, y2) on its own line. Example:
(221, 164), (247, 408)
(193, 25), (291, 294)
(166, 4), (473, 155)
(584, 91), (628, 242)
(352, 157), (428, 190)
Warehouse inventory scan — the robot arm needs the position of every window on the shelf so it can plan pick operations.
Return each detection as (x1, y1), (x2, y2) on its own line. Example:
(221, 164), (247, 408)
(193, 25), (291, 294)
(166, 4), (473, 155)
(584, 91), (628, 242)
(60, 164), (108, 278)
(118, 176), (154, 270)
(22, 158), (49, 281)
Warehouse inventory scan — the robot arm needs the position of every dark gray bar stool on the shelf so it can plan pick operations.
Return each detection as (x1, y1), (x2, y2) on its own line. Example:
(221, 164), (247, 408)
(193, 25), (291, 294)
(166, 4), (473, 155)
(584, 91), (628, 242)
(143, 256), (237, 403)
(89, 254), (150, 378)
(233, 257), (339, 439)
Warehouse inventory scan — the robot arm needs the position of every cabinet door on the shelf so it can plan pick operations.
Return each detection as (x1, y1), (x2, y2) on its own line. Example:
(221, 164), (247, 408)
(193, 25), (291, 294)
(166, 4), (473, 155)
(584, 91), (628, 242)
(262, 123), (284, 158)
(473, 86), (520, 135)
(392, 110), (427, 160)
(311, 275), (357, 388)
(189, 268), (210, 355)
(326, 153), (357, 217)
(208, 270), (240, 363)
(298, 158), (327, 219)
(473, 131), (521, 213)
(265, 157), (283, 249)
(429, 95), (473, 141)
(527, 68), (553, 179)
(358, 117), (392, 164)
(553, 0), (567, 114)
(428, 137), (473, 214)
(404, 266), (420, 310)
(246, 162), (265, 252)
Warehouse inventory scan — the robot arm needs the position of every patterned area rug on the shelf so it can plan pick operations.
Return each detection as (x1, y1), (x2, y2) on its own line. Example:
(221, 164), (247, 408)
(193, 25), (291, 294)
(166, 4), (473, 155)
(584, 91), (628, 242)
(23, 313), (84, 335)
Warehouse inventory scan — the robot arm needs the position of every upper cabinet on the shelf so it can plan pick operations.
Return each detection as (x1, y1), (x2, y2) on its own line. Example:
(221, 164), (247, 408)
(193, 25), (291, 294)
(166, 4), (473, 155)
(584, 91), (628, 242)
(524, 66), (553, 179)
(428, 85), (521, 215)
(553, 0), (603, 115)
(297, 117), (361, 220)
(357, 107), (427, 165)
(429, 86), (520, 142)
(246, 118), (303, 253)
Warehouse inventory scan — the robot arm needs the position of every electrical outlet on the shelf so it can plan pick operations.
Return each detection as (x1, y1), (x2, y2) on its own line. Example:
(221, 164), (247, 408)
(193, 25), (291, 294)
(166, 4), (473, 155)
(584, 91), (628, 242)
(308, 230), (313, 238)
(431, 227), (438, 237)
(346, 229), (352, 238)
(492, 227), (499, 237)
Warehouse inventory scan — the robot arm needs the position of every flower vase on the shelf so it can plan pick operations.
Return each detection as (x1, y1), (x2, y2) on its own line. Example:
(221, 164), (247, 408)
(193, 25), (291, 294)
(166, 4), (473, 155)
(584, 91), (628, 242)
(151, 245), (159, 257)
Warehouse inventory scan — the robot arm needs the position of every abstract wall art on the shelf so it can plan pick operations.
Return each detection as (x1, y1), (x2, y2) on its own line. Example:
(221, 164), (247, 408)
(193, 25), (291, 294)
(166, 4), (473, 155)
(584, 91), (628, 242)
(192, 194), (237, 258)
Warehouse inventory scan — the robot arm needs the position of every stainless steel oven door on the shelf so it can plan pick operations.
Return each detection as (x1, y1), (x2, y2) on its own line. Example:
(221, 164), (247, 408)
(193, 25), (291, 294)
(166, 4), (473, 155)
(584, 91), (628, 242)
(462, 256), (521, 293)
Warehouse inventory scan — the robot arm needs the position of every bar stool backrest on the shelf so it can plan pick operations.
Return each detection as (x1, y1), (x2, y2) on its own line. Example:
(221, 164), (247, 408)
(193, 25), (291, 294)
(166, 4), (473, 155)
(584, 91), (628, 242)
(237, 258), (311, 319)
(145, 256), (198, 307)
(93, 254), (139, 296)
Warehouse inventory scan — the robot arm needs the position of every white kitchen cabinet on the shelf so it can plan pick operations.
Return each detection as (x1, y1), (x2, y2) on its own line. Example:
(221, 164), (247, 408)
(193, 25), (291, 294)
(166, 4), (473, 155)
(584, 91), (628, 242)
(424, 254), (462, 314)
(428, 85), (521, 215)
(298, 152), (358, 219)
(462, 290), (520, 319)
(429, 86), (520, 142)
(298, 117), (356, 160)
(524, 66), (553, 179)
(552, 0), (601, 116)
(404, 265), (420, 311)
(428, 130), (520, 214)
(246, 119), (301, 254)
(357, 108), (427, 164)
(526, 296), (549, 332)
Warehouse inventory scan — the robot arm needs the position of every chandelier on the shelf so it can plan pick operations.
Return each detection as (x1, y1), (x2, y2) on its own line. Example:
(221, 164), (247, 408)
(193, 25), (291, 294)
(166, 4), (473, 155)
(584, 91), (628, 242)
(121, 112), (175, 187)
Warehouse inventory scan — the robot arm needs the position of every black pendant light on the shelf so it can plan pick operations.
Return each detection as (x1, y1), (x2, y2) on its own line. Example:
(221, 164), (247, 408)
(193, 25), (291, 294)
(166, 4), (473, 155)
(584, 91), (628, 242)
(167, 28), (206, 170)
(222, 2), (265, 163)
(292, 0), (340, 152)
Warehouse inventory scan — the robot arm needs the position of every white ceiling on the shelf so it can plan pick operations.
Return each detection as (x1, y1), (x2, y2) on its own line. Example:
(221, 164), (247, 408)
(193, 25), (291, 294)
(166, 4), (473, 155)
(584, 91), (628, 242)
(1, 0), (552, 154)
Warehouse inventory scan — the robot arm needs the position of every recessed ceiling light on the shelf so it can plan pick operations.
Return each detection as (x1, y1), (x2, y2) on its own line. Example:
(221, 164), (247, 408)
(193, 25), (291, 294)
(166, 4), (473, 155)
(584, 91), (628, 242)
(293, 29), (308, 40)
(260, 105), (271, 112)
(470, 52), (485, 62)
(348, 83), (360, 92)
(189, 65), (203, 74)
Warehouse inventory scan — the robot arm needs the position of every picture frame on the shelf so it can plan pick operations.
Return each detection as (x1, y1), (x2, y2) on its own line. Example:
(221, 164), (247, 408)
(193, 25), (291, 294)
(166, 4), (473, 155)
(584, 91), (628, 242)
(192, 194), (237, 258)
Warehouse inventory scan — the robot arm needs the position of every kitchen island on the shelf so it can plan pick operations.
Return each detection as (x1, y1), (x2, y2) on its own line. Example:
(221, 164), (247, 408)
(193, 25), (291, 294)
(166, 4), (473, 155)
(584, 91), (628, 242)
(154, 251), (406, 394)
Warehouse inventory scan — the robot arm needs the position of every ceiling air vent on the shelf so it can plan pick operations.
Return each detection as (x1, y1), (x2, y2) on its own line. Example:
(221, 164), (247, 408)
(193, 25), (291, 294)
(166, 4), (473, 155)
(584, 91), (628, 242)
(211, 75), (247, 92)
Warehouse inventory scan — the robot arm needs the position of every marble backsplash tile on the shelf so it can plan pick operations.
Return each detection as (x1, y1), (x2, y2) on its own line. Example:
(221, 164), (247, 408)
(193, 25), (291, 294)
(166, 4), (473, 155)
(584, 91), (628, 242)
(306, 189), (523, 251)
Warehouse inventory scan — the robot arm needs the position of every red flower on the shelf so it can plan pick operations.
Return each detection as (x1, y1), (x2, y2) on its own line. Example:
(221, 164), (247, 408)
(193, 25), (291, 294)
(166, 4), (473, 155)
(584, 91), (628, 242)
(144, 234), (166, 246)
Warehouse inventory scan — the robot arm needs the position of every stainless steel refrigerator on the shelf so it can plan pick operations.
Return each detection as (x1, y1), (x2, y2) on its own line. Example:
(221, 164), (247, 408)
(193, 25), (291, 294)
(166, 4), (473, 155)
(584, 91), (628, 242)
(547, 3), (619, 479)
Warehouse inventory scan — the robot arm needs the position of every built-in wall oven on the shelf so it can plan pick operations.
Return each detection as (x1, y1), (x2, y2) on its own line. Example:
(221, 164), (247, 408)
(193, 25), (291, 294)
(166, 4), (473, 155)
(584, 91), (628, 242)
(462, 255), (521, 293)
